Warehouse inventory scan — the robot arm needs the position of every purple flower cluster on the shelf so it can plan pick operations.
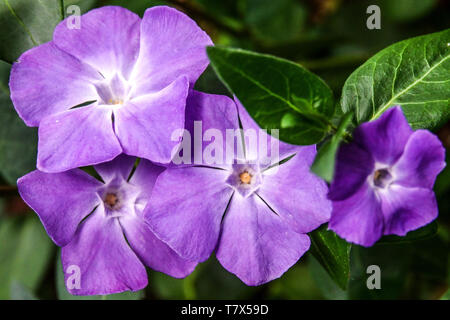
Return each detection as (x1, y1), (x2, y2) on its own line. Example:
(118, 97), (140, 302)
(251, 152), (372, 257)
(10, 6), (445, 295)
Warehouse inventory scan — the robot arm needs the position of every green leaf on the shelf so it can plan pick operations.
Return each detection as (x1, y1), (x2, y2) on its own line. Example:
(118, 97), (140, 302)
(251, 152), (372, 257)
(311, 112), (353, 182)
(207, 46), (335, 145)
(194, 65), (229, 95)
(0, 61), (37, 185)
(55, 250), (144, 300)
(341, 29), (450, 129)
(0, 0), (63, 63)
(0, 215), (54, 299)
(308, 224), (351, 290)
(377, 221), (438, 244)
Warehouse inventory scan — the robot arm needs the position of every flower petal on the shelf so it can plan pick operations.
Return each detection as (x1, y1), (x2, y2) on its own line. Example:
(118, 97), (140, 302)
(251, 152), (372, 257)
(17, 170), (102, 246)
(129, 6), (212, 95)
(10, 42), (101, 126)
(216, 196), (310, 286)
(129, 159), (165, 201)
(379, 185), (438, 236)
(94, 154), (136, 183)
(37, 105), (122, 173)
(392, 130), (446, 189)
(120, 215), (197, 278)
(235, 98), (299, 165)
(114, 76), (188, 164)
(353, 106), (413, 165)
(62, 207), (147, 296)
(329, 183), (383, 247)
(144, 166), (233, 262)
(258, 149), (332, 234)
(328, 142), (374, 201)
(183, 91), (240, 167)
(53, 6), (141, 79)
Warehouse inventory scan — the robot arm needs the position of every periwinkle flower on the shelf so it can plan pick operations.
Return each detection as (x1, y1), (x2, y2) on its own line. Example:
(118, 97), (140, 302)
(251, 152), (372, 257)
(18, 155), (196, 295)
(144, 91), (331, 285)
(10, 6), (212, 172)
(328, 106), (446, 247)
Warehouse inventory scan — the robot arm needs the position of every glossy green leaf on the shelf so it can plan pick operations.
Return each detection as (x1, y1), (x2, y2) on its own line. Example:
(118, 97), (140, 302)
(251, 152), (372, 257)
(311, 112), (353, 182)
(341, 29), (450, 129)
(55, 251), (144, 300)
(0, 215), (53, 299)
(194, 65), (229, 95)
(0, 0), (63, 63)
(308, 224), (351, 290)
(207, 46), (335, 145)
(0, 61), (37, 185)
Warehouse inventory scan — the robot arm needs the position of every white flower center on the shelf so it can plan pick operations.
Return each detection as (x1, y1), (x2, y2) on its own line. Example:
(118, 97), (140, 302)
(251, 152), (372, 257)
(226, 163), (262, 198)
(95, 73), (130, 106)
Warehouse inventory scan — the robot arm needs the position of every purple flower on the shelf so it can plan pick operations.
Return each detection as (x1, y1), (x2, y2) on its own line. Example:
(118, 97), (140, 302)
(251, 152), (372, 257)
(328, 106), (446, 247)
(17, 155), (196, 295)
(144, 91), (331, 285)
(10, 6), (212, 173)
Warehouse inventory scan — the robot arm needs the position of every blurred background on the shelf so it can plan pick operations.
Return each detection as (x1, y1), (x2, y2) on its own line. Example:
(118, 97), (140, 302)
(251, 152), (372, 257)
(0, 0), (449, 300)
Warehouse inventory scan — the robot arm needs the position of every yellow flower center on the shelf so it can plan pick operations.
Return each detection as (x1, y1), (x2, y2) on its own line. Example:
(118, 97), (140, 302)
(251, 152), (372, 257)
(239, 171), (252, 184)
(108, 98), (124, 105)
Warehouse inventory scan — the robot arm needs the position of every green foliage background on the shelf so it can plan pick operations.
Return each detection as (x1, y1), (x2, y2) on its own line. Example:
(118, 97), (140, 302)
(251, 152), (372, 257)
(0, 0), (448, 300)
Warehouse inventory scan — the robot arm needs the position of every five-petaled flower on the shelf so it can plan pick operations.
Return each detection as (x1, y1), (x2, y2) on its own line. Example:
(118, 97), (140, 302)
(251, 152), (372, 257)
(328, 106), (446, 247)
(18, 155), (196, 295)
(10, 6), (212, 173)
(144, 91), (332, 286)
